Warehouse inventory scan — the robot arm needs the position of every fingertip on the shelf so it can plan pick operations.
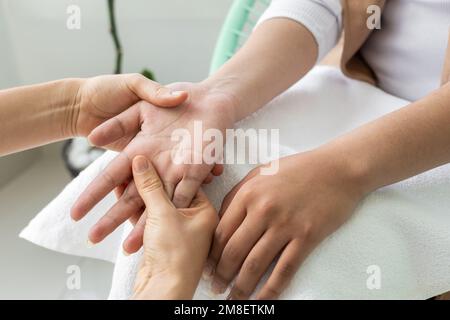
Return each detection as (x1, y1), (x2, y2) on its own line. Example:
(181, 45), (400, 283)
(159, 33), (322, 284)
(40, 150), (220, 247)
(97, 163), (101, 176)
(212, 164), (224, 176)
(170, 90), (188, 99)
(70, 202), (85, 222)
(132, 155), (151, 175)
(88, 118), (125, 147)
(87, 129), (104, 147)
(158, 90), (188, 107)
(123, 234), (143, 254)
(88, 224), (104, 245)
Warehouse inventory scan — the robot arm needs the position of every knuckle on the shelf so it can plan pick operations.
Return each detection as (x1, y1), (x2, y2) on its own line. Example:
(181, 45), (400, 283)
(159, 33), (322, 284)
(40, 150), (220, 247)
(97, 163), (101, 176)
(262, 286), (280, 299)
(231, 286), (250, 300)
(256, 198), (277, 215)
(154, 84), (166, 97)
(239, 185), (255, 202)
(223, 244), (240, 262)
(251, 200), (276, 220)
(103, 212), (120, 227)
(297, 221), (315, 244)
(128, 73), (144, 87)
(243, 257), (261, 274)
(121, 192), (143, 209)
(102, 171), (118, 189)
(277, 262), (296, 279)
(112, 117), (126, 136)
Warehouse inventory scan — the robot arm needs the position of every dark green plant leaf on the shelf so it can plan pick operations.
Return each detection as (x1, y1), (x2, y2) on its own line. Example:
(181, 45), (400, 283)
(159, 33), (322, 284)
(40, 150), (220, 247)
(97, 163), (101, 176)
(141, 68), (156, 81)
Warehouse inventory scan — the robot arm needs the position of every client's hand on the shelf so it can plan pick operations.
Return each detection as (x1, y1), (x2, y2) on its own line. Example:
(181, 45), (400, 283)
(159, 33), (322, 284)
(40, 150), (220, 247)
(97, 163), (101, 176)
(207, 150), (366, 300)
(73, 74), (188, 142)
(131, 155), (218, 300)
(71, 82), (235, 253)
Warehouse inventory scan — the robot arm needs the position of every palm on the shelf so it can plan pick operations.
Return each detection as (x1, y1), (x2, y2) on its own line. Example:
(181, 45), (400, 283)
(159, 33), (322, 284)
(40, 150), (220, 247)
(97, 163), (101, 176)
(72, 82), (236, 251)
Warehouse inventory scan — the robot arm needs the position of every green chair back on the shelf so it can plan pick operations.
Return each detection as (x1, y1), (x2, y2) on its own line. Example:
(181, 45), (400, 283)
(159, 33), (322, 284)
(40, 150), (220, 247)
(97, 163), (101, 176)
(209, 0), (271, 74)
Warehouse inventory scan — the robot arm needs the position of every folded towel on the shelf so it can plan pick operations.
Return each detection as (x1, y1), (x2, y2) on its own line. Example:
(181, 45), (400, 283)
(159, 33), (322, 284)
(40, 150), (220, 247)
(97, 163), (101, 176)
(20, 66), (450, 299)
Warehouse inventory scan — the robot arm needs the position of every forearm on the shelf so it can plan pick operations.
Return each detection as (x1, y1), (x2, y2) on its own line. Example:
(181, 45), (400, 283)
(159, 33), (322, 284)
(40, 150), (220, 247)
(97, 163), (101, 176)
(322, 83), (450, 195)
(203, 18), (318, 122)
(0, 79), (82, 156)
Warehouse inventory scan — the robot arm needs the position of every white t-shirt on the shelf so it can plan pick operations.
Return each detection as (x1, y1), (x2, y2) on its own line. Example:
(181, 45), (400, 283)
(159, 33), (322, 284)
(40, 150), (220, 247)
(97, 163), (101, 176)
(259, 0), (450, 101)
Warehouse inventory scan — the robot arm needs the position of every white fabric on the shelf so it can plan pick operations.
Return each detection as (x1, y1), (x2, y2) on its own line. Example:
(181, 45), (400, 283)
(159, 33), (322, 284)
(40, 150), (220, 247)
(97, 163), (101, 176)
(360, 0), (450, 101)
(20, 66), (450, 299)
(258, 0), (450, 101)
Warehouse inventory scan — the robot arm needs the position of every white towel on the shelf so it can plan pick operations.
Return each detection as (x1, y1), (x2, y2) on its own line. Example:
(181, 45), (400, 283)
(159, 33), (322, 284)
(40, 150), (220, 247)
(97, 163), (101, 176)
(20, 66), (450, 299)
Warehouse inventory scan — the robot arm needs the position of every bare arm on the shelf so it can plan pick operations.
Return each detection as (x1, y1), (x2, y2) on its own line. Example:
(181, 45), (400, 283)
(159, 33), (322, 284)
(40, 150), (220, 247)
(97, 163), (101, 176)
(207, 83), (450, 301)
(203, 18), (318, 121)
(326, 82), (450, 195)
(0, 74), (187, 157)
(0, 79), (81, 156)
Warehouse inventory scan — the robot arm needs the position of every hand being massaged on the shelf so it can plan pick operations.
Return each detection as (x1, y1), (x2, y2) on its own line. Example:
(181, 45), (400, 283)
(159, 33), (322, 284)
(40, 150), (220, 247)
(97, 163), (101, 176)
(70, 81), (235, 254)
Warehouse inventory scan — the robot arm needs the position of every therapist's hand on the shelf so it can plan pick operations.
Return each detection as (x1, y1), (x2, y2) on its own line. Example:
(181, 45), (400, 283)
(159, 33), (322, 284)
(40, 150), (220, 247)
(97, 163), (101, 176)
(131, 155), (218, 300)
(207, 150), (366, 300)
(73, 74), (188, 143)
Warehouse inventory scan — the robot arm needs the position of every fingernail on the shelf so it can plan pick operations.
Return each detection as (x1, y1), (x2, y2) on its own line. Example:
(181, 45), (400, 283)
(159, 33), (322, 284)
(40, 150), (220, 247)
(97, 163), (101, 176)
(211, 279), (227, 295)
(133, 156), (149, 173)
(86, 239), (96, 248)
(122, 249), (131, 257)
(171, 90), (185, 97)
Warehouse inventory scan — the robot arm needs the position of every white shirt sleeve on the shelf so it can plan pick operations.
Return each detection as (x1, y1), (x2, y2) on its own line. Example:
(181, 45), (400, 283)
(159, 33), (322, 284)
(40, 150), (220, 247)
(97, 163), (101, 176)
(257, 0), (343, 62)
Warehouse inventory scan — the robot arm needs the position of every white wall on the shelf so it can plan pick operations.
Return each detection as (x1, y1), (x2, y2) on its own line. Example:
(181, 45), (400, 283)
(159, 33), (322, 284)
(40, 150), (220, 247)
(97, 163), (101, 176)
(0, 0), (233, 87)
(0, 0), (233, 186)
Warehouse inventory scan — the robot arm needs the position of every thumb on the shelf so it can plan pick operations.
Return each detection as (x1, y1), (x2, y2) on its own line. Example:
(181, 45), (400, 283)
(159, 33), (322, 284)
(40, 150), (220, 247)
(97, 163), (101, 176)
(132, 155), (173, 211)
(128, 75), (188, 107)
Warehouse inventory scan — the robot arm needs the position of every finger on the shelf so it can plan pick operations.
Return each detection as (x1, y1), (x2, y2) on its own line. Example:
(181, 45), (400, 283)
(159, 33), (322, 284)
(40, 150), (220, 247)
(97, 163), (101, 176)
(132, 155), (173, 212)
(202, 174), (214, 185)
(190, 189), (211, 207)
(163, 181), (175, 199)
(123, 211), (147, 254)
(211, 217), (266, 294)
(218, 177), (249, 218)
(207, 194), (246, 273)
(211, 164), (224, 176)
(127, 74), (188, 107)
(228, 231), (289, 300)
(172, 176), (203, 208)
(114, 179), (130, 199)
(257, 239), (304, 300)
(88, 103), (141, 147)
(129, 208), (143, 226)
(88, 181), (144, 244)
(71, 153), (131, 221)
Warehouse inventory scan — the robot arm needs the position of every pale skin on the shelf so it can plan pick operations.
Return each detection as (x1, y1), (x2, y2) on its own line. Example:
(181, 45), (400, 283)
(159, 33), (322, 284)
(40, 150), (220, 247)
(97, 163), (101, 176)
(0, 74), (213, 299)
(0, 73), (189, 156)
(73, 17), (450, 300)
(72, 18), (318, 252)
(131, 156), (217, 300)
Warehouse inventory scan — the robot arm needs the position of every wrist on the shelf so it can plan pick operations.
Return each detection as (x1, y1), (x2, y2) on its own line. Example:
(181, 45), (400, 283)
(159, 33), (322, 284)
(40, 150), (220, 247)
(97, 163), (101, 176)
(200, 76), (242, 124)
(133, 267), (197, 300)
(312, 144), (375, 199)
(56, 78), (84, 138)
